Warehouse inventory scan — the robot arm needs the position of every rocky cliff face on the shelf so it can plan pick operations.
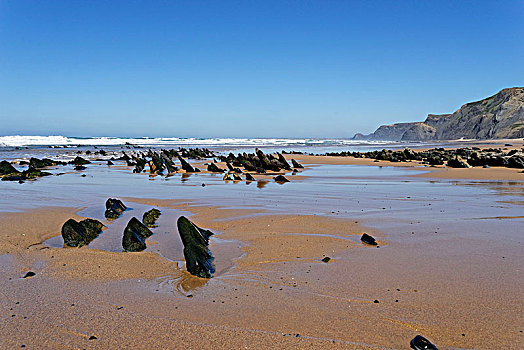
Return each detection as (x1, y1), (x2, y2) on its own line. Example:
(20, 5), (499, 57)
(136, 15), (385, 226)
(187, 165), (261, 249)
(353, 87), (524, 141)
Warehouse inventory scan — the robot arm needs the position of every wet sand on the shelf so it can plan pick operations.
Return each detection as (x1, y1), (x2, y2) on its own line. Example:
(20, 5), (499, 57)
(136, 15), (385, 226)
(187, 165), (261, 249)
(1, 149), (523, 349)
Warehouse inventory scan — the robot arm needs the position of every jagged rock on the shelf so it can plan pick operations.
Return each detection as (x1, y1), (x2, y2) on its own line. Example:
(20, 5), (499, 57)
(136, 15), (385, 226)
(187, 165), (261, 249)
(149, 152), (165, 174)
(361, 233), (377, 245)
(107, 160), (114, 165)
(69, 156), (91, 166)
(291, 159), (304, 168)
(447, 157), (470, 168)
(177, 216), (215, 278)
(274, 175), (289, 183)
(507, 154), (524, 168)
(160, 153), (177, 173)
(105, 198), (127, 219)
(226, 162), (234, 171)
(232, 173), (242, 180)
(223, 174), (231, 181)
(132, 157), (147, 173)
(61, 218), (104, 247)
(277, 153), (292, 170)
(178, 157), (196, 172)
(410, 335), (438, 350)
(0, 161), (18, 175)
(207, 163), (224, 172)
(122, 217), (153, 252)
(245, 173), (255, 181)
(142, 208), (161, 227)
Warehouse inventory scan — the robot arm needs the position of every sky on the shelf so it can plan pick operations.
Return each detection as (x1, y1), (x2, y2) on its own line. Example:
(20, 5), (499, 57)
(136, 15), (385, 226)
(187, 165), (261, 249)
(0, 1), (523, 138)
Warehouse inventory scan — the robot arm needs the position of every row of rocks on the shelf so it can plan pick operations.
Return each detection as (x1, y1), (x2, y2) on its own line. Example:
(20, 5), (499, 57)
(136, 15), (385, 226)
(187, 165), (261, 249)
(325, 147), (524, 169)
(1, 156), (94, 182)
(217, 149), (303, 173)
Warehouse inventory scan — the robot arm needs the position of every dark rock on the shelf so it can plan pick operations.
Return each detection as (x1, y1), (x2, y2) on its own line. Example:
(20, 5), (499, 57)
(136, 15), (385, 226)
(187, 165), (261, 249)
(245, 173), (255, 181)
(321, 257), (331, 263)
(447, 157), (470, 168)
(89, 336), (97, 340)
(207, 163), (224, 172)
(232, 173), (242, 181)
(410, 335), (438, 350)
(29, 157), (65, 169)
(0, 161), (18, 175)
(361, 233), (377, 245)
(274, 175), (289, 183)
(105, 198), (127, 219)
(122, 217), (153, 252)
(277, 153), (292, 170)
(160, 153), (178, 173)
(178, 157), (196, 172)
(507, 154), (524, 168)
(61, 218), (104, 247)
(291, 159), (304, 168)
(142, 208), (161, 228)
(74, 165), (86, 171)
(483, 164), (490, 168)
(69, 156), (91, 166)
(23, 271), (36, 278)
(177, 216), (215, 278)
(107, 160), (114, 165)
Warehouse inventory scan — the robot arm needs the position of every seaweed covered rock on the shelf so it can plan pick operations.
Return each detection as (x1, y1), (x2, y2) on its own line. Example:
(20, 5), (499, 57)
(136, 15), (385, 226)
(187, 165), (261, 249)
(61, 218), (104, 247)
(142, 208), (161, 228)
(245, 173), (255, 181)
(177, 216), (215, 278)
(447, 157), (470, 168)
(122, 217), (153, 252)
(105, 198), (127, 219)
(69, 156), (91, 166)
(0, 161), (19, 176)
(29, 157), (65, 169)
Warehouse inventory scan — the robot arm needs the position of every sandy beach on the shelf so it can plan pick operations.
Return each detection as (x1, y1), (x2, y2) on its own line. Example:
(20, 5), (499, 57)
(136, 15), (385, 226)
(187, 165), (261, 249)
(1, 144), (523, 349)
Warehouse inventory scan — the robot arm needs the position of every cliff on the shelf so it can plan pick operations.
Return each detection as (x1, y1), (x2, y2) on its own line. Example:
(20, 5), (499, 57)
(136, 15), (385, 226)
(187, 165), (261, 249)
(353, 87), (524, 141)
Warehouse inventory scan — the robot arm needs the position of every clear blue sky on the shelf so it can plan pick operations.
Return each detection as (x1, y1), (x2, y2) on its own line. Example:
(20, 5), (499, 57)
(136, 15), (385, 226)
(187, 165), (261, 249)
(0, 1), (522, 138)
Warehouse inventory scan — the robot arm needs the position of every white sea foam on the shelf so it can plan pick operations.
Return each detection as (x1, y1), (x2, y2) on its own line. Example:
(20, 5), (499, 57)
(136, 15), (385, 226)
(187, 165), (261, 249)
(0, 135), (395, 147)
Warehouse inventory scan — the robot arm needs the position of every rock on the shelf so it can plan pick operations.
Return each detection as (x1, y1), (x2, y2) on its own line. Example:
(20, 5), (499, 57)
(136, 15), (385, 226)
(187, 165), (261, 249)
(291, 159), (304, 168)
(245, 173), (255, 181)
(74, 165), (86, 171)
(105, 198), (127, 219)
(361, 233), (377, 245)
(207, 163), (224, 172)
(176, 216), (215, 278)
(122, 217), (153, 252)
(142, 208), (161, 227)
(23, 271), (36, 278)
(507, 154), (524, 168)
(223, 173), (231, 181)
(0, 160), (18, 175)
(61, 218), (104, 247)
(232, 173), (242, 180)
(69, 156), (91, 166)
(29, 157), (65, 169)
(107, 160), (114, 165)
(321, 257), (331, 263)
(178, 157), (196, 172)
(447, 157), (470, 168)
(274, 175), (289, 183)
(483, 164), (490, 168)
(277, 153), (292, 170)
(410, 335), (438, 350)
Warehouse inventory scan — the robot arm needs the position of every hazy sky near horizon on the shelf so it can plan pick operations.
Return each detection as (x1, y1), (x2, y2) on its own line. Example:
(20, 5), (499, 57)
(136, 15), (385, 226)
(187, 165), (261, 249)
(0, 1), (523, 138)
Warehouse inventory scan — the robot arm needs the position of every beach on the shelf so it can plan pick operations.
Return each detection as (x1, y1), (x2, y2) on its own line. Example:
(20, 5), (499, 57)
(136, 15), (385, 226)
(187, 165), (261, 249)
(1, 141), (523, 349)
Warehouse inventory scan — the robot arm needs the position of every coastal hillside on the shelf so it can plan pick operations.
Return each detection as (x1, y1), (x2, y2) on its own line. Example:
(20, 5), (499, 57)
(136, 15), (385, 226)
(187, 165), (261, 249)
(353, 87), (524, 141)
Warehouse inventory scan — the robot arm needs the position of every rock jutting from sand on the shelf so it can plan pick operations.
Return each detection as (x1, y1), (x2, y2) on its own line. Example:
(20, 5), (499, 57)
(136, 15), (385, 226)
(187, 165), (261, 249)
(245, 173), (255, 181)
(176, 216), (215, 278)
(105, 198), (127, 219)
(291, 159), (304, 168)
(410, 335), (438, 350)
(61, 218), (104, 247)
(178, 156), (196, 173)
(274, 175), (290, 183)
(142, 208), (161, 228)
(361, 233), (377, 245)
(68, 156), (91, 166)
(207, 162), (224, 172)
(122, 217), (153, 252)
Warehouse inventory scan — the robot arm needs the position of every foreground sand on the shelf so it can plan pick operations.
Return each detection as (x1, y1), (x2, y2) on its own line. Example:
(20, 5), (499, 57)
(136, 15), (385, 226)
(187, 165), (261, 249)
(1, 150), (523, 349)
